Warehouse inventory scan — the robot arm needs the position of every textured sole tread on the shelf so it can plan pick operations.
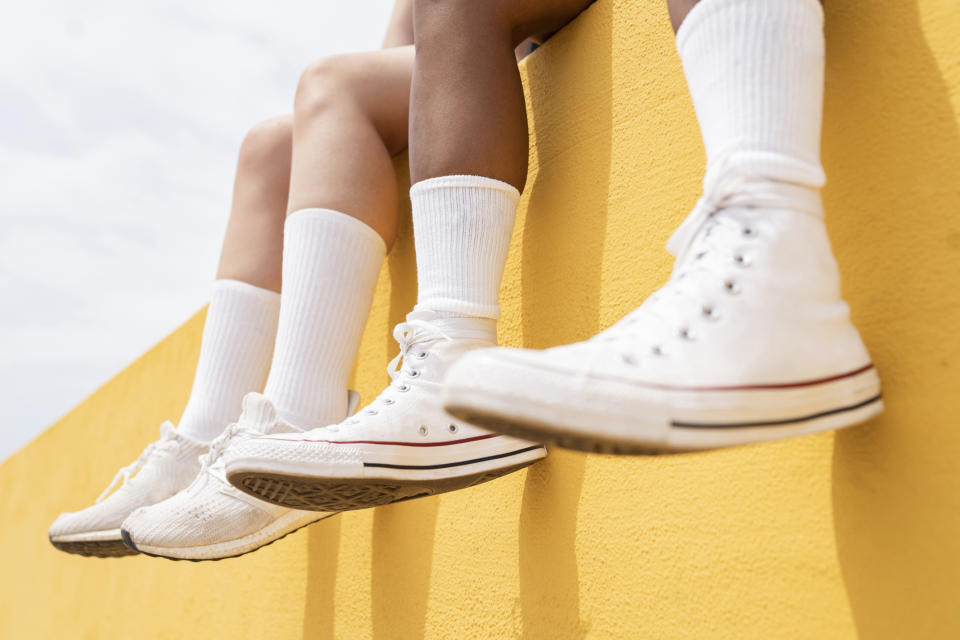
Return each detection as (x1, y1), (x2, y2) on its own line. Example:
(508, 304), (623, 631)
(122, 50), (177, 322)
(233, 459), (539, 512)
(49, 537), (138, 558)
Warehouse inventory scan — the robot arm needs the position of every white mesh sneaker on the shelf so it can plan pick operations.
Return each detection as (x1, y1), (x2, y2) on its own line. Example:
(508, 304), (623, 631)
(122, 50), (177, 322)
(48, 423), (208, 557)
(120, 391), (358, 561)
(444, 180), (883, 454)
(223, 311), (546, 512)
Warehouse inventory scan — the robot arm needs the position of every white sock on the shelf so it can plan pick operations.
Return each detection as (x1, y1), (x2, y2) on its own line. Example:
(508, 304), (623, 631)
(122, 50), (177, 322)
(676, 0), (827, 193)
(410, 175), (519, 320)
(263, 209), (385, 428)
(178, 279), (281, 442)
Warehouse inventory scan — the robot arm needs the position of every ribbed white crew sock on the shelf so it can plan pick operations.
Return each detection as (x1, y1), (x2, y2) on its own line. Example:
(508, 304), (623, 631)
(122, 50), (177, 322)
(178, 279), (281, 442)
(676, 0), (827, 193)
(409, 175), (519, 320)
(263, 209), (385, 429)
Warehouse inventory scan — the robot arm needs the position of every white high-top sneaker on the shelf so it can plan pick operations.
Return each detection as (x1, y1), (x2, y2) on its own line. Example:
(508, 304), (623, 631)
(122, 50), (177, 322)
(223, 311), (546, 512)
(443, 183), (883, 454)
(48, 423), (208, 557)
(120, 391), (357, 561)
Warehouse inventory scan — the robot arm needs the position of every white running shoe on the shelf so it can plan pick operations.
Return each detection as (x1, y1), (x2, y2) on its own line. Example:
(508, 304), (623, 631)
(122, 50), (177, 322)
(120, 391), (358, 561)
(49, 423), (208, 557)
(444, 183), (883, 454)
(223, 311), (546, 512)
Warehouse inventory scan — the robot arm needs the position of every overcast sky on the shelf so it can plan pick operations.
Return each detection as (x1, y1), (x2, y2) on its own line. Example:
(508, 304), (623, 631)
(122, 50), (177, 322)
(0, 0), (394, 462)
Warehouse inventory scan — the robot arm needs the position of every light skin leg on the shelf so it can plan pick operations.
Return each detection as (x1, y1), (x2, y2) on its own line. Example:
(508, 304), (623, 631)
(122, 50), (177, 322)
(216, 116), (292, 292)
(286, 46), (415, 250)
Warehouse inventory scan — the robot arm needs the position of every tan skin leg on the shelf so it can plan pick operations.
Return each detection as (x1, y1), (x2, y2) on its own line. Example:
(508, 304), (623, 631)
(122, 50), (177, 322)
(216, 116), (292, 292)
(286, 47), (415, 251)
(410, 0), (596, 192)
(667, 0), (824, 32)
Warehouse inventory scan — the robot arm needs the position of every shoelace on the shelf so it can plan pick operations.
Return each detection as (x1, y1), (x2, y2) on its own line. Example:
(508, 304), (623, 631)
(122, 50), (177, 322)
(603, 151), (822, 355)
(95, 422), (179, 503)
(341, 319), (454, 426)
(386, 319), (453, 383)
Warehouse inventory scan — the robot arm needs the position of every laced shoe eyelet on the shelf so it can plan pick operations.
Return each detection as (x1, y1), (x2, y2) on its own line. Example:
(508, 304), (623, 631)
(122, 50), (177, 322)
(398, 384), (410, 392)
(702, 305), (720, 321)
(622, 353), (639, 366)
(448, 424), (458, 433)
(408, 369), (421, 379)
(742, 227), (756, 238)
(651, 345), (665, 356)
(364, 409), (378, 415)
(418, 425), (429, 436)
(695, 251), (707, 261)
(734, 253), (752, 268)
(414, 351), (428, 360)
(723, 280), (741, 295)
(678, 327), (695, 341)
(383, 398), (395, 405)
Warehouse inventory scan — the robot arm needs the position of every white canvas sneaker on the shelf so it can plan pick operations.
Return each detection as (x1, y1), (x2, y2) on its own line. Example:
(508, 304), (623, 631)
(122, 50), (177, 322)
(223, 311), (546, 512)
(444, 183), (883, 454)
(120, 391), (358, 561)
(48, 423), (208, 557)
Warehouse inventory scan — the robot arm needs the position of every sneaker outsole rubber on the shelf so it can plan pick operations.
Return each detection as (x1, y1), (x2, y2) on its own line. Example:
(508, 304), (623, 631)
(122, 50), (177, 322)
(230, 457), (540, 512)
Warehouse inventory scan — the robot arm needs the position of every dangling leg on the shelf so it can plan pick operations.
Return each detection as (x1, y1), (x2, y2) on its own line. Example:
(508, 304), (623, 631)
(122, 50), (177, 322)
(444, 0), (882, 454)
(49, 116), (293, 557)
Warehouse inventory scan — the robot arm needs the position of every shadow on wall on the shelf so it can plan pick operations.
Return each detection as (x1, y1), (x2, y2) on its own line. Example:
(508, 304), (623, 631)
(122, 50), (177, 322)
(824, 1), (960, 637)
(516, 0), (614, 637)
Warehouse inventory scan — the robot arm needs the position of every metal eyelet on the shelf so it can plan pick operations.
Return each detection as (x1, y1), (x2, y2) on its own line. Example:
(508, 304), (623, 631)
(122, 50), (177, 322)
(742, 227), (756, 238)
(702, 305), (720, 321)
(383, 398), (395, 405)
(723, 280), (741, 295)
(364, 409), (378, 415)
(622, 353), (638, 366)
(398, 384), (410, 392)
(448, 424), (458, 433)
(414, 351), (428, 360)
(678, 327), (695, 341)
(734, 253), (752, 267)
(408, 369), (421, 379)
(418, 425), (428, 436)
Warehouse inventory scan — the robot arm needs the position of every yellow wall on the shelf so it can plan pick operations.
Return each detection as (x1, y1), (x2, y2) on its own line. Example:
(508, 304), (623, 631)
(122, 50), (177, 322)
(3, 1), (959, 638)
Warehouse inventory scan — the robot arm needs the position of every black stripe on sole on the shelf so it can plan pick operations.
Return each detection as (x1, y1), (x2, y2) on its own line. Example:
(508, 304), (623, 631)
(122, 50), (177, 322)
(362, 445), (543, 471)
(670, 393), (883, 429)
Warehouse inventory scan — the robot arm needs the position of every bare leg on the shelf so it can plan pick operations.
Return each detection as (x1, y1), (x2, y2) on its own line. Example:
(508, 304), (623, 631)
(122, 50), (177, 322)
(287, 46), (414, 249)
(410, 0), (595, 191)
(216, 116), (291, 292)
(667, 0), (823, 33)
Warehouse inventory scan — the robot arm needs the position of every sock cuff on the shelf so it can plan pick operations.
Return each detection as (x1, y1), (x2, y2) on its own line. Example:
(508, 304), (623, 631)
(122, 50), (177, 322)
(286, 208), (388, 256)
(210, 279), (281, 304)
(676, 0), (823, 54)
(410, 175), (521, 204)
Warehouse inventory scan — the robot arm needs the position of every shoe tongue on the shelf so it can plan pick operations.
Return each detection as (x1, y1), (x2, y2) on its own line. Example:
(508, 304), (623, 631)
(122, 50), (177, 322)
(239, 393), (278, 434)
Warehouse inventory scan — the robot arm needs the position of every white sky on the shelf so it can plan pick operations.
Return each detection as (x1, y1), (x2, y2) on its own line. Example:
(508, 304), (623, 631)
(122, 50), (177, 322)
(0, 0), (395, 462)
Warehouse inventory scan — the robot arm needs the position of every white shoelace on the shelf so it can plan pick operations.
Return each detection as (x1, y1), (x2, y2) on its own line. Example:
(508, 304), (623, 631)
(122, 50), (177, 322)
(95, 422), (180, 503)
(386, 319), (452, 383)
(603, 151), (822, 356)
(339, 319), (454, 427)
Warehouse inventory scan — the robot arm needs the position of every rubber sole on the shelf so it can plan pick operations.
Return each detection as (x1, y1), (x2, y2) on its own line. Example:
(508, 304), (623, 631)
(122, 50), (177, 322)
(49, 536), (137, 558)
(230, 457), (540, 512)
(119, 516), (327, 562)
(445, 366), (884, 455)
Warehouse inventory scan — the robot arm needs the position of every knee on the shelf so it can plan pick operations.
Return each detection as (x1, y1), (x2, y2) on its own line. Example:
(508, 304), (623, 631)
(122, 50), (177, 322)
(238, 116), (292, 174)
(294, 55), (364, 124)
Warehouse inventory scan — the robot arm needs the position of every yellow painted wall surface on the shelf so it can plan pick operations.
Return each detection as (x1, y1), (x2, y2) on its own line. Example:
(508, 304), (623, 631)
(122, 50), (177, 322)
(2, 1), (959, 638)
